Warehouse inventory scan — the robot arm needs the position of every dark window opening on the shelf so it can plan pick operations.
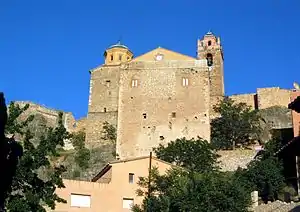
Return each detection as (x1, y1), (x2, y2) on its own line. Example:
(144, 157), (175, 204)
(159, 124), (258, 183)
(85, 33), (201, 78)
(206, 53), (213, 67)
(208, 40), (212, 46)
(172, 112), (176, 118)
(168, 122), (172, 129)
(254, 94), (259, 110)
(131, 96), (133, 99)
(195, 116), (198, 119)
(108, 91), (111, 95)
(159, 136), (165, 140)
(129, 173), (134, 184)
(204, 114), (207, 117)
(110, 55), (113, 61)
(143, 113), (147, 119)
(104, 108), (107, 113)
(119, 54), (122, 61)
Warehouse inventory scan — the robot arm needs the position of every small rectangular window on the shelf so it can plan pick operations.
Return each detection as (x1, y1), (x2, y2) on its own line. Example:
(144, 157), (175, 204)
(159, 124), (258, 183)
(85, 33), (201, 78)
(129, 173), (134, 184)
(143, 113), (147, 119)
(122, 198), (134, 209)
(110, 55), (113, 61)
(172, 112), (176, 118)
(132, 79), (138, 87)
(70, 194), (91, 208)
(182, 78), (189, 87)
(119, 54), (122, 61)
(104, 108), (107, 113)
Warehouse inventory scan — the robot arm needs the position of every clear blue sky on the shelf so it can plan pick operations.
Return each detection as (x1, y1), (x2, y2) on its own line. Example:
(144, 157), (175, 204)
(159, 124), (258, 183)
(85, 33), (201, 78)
(1, 0), (299, 119)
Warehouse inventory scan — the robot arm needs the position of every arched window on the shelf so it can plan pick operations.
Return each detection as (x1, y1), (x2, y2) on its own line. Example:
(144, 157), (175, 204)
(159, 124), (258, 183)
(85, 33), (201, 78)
(206, 53), (213, 67)
(208, 40), (212, 46)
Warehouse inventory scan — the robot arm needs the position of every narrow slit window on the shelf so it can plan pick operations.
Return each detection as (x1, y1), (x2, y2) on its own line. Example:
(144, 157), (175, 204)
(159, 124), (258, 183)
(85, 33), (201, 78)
(119, 54), (122, 61)
(143, 113), (147, 119)
(132, 79), (138, 87)
(104, 108), (107, 113)
(110, 55), (113, 61)
(182, 78), (189, 87)
(129, 173), (134, 184)
(172, 112), (176, 118)
(206, 53), (213, 67)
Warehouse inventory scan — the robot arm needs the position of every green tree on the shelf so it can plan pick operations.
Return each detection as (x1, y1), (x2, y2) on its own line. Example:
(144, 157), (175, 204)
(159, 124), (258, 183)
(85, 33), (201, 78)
(211, 97), (262, 150)
(234, 136), (285, 202)
(5, 102), (68, 212)
(70, 131), (90, 169)
(133, 167), (251, 212)
(101, 121), (117, 157)
(154, 137), (220, 173)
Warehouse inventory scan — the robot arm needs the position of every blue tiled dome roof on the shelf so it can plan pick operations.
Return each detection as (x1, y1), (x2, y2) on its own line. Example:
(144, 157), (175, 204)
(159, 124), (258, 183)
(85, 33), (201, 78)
(107, 41), (129, 50)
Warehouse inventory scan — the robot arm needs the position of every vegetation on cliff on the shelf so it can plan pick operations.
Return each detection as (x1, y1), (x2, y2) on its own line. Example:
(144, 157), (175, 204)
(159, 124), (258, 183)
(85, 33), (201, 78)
(61, 121), (117, 180)
(5, 102), (68, 212)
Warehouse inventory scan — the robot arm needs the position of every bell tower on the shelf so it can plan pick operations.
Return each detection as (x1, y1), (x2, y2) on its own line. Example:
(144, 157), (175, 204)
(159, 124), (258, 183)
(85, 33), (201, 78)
(103, 41), (133, 66)
(197, 31), (224, 117)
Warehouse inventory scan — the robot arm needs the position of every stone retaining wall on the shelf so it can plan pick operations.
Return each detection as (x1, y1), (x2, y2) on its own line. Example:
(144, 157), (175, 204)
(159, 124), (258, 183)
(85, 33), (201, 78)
(218, 149), (257, 171)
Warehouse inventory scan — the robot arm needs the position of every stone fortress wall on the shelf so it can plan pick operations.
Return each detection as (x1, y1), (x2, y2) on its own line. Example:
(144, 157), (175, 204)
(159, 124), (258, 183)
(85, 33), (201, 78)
(229, 87), (292, 110)
(116, 59), (211, 158)
(15, 101), (77, 132)
(14, 101), (87, 149)
(86, 32), (225, 159)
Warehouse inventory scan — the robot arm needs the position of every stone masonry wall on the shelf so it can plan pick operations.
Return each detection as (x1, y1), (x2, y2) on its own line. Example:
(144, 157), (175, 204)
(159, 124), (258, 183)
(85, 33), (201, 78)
(218, 149), (257, 171)
(86, 65), (120, 144)
(230, 93), (257, 109)
(257, 87), (291, 109)
(229, 87), (292, 110)
(116, 60), (211, 159)
(15, 101), (77, 130)
(85, 111), (118, 146)
(14, 101), (81, 149)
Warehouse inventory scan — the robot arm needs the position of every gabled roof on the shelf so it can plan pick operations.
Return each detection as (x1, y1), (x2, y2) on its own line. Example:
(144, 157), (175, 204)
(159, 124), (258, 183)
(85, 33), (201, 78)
(132, 47), (195, 62)
(91, 155), (174, 182)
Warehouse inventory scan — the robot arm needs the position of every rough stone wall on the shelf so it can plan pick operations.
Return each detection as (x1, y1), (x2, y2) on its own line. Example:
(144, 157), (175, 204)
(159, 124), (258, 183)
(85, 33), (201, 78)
(75, 117), (87, 132)
(218, 149), (257, 172)
(116, 60), (211, 159)
(15, 101), (77, 130)
(229, 93), (257, 109)
(257, 87), (291, 109)
(86, 65), (120, 144)
(85, 111), (118, 146)
(197, 34), (225, 118)
(14, 101), (79, 149)
(229, 88), (292, 111)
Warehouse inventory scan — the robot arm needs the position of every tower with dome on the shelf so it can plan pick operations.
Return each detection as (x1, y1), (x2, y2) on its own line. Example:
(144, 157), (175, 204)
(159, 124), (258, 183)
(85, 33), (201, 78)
(86, 32), (224, 159)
